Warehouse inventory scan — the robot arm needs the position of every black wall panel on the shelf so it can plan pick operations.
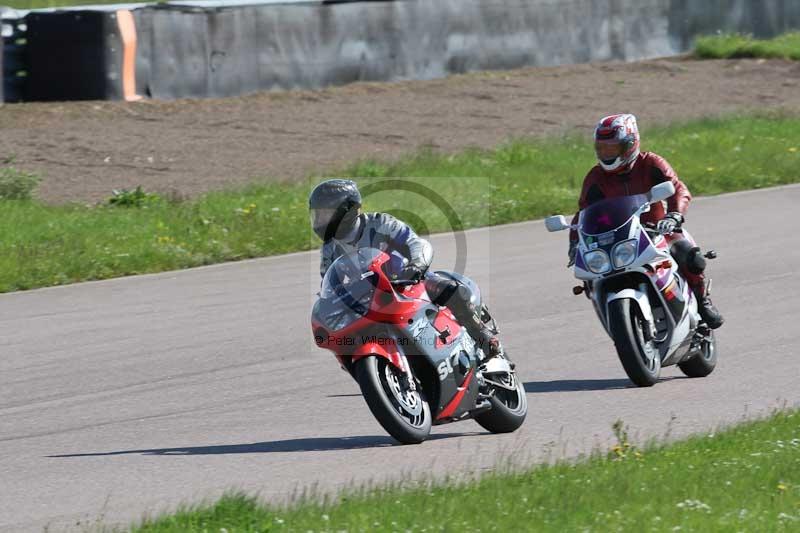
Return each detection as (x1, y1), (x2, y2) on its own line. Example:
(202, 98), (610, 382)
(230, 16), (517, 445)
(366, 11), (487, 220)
(11, 0), (800, 102)
(0, 29), (4, 103)
(24, 11), (124, 101)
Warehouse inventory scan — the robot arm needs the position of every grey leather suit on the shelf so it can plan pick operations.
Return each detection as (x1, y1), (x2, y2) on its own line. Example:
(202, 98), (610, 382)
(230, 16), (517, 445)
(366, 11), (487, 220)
(319, 212), (433, 278)
(318, 212), (495, 352)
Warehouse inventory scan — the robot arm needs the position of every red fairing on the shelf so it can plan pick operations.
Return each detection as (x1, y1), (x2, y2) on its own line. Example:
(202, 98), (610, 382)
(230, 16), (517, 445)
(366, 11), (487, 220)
(398, 281), (429, 301)
(436, 369), (474, 420)
(311, 251), (426, 371)
(365, 257), (428, 325)
(351, 341), (406, 371)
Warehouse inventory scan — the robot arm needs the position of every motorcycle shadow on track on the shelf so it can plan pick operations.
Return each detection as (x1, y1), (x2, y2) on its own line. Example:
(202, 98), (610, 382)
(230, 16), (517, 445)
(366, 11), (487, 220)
(48, 432), (482, 458)
(524, 376), (685, 393)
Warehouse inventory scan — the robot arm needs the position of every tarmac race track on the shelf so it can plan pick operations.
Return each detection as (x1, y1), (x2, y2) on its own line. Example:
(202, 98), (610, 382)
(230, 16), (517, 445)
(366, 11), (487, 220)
(1, 185), (798, 532)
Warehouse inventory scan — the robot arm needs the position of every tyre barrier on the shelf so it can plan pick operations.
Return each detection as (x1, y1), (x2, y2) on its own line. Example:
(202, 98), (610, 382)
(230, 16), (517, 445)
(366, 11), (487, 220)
(2, 0), (800, 102)
(1, 7), (26, 102)
(0, 16), (4, 103)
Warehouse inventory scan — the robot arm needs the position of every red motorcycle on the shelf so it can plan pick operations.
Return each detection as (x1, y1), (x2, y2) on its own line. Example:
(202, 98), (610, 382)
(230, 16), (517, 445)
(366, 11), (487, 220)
(312, 248), (527, 444)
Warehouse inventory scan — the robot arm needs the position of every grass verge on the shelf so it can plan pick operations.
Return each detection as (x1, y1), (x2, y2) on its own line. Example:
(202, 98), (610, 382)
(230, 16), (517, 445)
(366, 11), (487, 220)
(695, 32), (800, 60)
(131, 410), (800, 532)
(2, 114), (800, 292)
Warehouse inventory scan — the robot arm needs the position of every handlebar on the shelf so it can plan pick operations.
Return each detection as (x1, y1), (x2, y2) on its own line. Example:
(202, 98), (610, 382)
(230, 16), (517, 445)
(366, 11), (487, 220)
(644, 221), (682, 235)
(390, 279), (420, 288)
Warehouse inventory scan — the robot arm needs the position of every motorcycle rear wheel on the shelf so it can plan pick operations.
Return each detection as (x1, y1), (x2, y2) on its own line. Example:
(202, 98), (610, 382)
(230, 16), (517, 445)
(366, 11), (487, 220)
(609, 299), (661, 387)
(356, 356), (432, 444)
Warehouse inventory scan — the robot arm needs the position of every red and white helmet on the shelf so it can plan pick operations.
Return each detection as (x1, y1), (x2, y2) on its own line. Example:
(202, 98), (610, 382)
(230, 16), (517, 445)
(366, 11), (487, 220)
(594, 114), (640, 174)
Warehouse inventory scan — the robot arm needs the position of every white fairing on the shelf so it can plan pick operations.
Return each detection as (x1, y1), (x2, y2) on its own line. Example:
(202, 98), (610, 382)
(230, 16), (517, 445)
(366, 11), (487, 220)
(482, 356), (514, 375)
(606, 289), (654, 327)
(670, 276), (700, 350)
(572, 194), (702, 366)
(574, 213), (670, 281)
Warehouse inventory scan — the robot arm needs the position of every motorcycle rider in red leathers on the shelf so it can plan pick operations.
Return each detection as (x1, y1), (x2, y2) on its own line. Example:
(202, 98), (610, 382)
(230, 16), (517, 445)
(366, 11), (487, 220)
(568, 114), (724, 329)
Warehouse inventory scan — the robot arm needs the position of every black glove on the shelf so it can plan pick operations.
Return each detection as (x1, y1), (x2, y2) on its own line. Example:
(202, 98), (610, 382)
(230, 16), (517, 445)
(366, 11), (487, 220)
(393, 264), (424, 284)
(567, 240), (578, 267)
(657, 212), (684, 235)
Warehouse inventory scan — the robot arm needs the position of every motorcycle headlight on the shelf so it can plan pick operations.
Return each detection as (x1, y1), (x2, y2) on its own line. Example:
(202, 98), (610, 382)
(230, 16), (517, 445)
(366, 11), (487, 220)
(583, 250), (611, 274)
(612, 239), (638, 269)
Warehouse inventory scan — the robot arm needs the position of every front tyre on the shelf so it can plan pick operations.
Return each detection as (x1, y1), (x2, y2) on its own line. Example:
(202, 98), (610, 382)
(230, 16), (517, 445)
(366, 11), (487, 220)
(608, 299), (661, 387)
(678, 329), (718, 378)
(474, 367), (527, 433)
(356, 356), (431, 444)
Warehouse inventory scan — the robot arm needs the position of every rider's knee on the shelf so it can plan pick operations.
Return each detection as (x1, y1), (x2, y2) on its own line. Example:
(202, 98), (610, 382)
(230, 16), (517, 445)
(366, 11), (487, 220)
(455, 283), (472, 303)
(427, 276), (459, 304)
(670, 239), (705, 274)
(687, 247), (707, 274)
(442, 281), (474, 314)
(452, 283), (480, 318)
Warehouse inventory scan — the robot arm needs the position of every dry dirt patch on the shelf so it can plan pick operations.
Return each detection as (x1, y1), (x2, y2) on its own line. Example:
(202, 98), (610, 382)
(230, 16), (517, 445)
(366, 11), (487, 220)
(1, 58), (799, 204)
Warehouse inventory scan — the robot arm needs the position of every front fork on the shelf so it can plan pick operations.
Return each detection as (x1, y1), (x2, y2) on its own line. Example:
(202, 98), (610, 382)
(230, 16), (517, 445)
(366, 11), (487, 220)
(476, 304), (515, 398)
(587, 281), (658, 341)
(398, 355), (418, 392)
(637, 282), (657, 342)
(480, 304), (499, 335)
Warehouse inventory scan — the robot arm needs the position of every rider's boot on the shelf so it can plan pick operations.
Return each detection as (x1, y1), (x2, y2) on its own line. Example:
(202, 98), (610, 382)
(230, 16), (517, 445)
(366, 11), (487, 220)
(447, 286), (503, 359)
(470, 319), (503, 360)
(686, 272), (724, 330)
(697, 293), (724, 330)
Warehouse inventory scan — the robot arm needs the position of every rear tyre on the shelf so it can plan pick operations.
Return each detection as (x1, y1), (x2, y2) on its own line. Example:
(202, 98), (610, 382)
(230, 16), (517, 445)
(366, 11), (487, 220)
(608, 299), (661, 387)
(356, 356), (431, 444)
(474, 367), (527, 433)
(678, 330), (718, 377)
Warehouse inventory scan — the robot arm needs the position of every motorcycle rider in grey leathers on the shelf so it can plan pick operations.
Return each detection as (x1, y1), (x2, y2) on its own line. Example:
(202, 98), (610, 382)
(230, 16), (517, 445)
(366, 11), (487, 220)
(310, 179), (503, 358)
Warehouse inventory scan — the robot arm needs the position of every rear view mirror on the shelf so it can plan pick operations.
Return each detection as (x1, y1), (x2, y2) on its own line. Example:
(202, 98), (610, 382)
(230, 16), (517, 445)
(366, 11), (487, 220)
(648, 182), (675, 203)
(545, 215), (569, 232)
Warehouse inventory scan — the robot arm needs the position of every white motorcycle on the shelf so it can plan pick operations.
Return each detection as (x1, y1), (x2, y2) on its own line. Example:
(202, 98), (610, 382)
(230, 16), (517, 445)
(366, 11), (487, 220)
(545, 182), (717, 387)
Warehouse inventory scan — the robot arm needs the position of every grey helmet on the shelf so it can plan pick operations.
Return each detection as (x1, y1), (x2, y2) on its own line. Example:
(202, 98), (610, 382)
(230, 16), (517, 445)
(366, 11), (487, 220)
(308, 179), (362, 241)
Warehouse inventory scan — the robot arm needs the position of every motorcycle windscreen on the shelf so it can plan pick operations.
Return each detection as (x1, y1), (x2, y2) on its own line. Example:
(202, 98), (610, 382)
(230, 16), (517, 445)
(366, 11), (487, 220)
(579, 194), (648, 235)
(316, 249), (381, 331)
(380, 250), (408, 282)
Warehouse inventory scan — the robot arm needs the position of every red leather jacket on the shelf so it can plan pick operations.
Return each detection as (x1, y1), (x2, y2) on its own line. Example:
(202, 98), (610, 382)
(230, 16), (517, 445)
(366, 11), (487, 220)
(569, 152), (691, 241)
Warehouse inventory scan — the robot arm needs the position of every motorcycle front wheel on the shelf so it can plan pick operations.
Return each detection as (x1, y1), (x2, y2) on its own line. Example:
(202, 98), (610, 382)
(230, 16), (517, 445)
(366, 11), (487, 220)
(608, 298), (661, 387)
(356, 356), (432, 444)
(474, 364), (527, 433)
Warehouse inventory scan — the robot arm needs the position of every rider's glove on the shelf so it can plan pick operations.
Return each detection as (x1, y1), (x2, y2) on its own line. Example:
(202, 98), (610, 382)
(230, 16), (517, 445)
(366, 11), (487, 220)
(657, 212), (684, 235)
(567, 240), (578, 267)
(396, 264), (424, 284)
